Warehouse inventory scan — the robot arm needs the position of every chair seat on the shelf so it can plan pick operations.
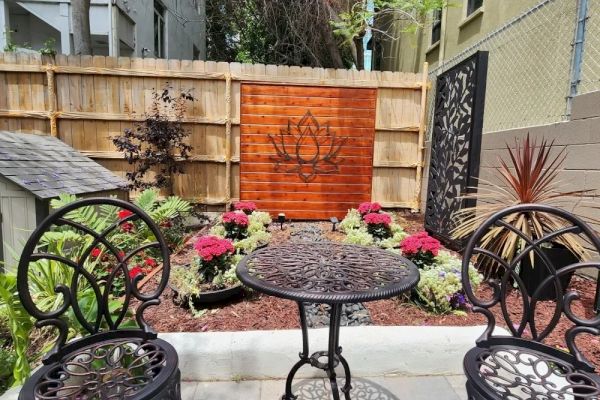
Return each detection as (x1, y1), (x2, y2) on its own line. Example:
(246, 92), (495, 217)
(19, 336), (180, 400)
(464, 342), (600, 400)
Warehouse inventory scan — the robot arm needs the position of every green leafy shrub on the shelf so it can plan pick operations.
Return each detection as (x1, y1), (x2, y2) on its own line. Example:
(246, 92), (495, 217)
(343, 228), (375, 246)
(339, 209), (362, 233)
(413, 251), (483, 315)
(0, 274), (32, 388)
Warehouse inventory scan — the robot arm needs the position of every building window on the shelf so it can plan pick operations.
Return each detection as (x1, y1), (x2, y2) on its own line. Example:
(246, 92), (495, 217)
(154, 0), (165, 58)
(431, 9), (441, 44)
(467, 0), (483, 16)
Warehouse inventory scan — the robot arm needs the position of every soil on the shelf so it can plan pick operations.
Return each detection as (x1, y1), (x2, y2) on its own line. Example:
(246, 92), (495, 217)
(142, 212), (600, 369)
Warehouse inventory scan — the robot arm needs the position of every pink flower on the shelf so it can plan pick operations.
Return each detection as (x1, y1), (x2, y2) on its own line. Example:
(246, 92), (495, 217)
(118, 209), (133, 220)
(234, 201), (257, 214)
(222, 211), (249, 227)
(358, 202), (382, 215)
(400, 232), (441, 257)
(363, 212), (392, 226)
(194, 235), (234, 262)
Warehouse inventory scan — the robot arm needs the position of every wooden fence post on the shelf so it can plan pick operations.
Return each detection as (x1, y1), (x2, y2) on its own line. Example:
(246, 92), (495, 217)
(46, 65), (58, 137)
(413, 62), (429, 212)
(224, 72), (232, 210)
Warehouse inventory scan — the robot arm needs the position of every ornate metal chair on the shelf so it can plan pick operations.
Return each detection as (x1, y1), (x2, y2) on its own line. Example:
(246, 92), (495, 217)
(461, 204), (600, 400)
(17, 198), (180, 400)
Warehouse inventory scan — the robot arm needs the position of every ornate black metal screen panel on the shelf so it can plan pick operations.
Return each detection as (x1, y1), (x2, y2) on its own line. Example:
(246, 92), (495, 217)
(424, 51), (488, 250)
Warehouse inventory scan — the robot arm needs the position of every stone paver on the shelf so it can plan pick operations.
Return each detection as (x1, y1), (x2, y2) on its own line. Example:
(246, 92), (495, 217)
(177, 375), (468, 400)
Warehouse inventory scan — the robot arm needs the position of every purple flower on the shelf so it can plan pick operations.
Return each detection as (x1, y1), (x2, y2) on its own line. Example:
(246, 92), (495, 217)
(450, 292), (467, 310)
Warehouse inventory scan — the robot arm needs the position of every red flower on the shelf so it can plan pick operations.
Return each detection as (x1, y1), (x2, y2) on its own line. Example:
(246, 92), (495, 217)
(118, 251), (126, 259)
(363, 212), (392, 226)
(222, 211), (249, 227)
(400, 232), (441, 257)
(358, 202), (382, 215)
(121, 222), (134, 233)
(160, 219), (173, 228)
(144, 258), (157, 268)
(118, 209), (134, 220)
(194, 235), (234, 262)
(233, 201), (257, 214)
(129, 266), (144, 279)
(91, 248), (102, 258)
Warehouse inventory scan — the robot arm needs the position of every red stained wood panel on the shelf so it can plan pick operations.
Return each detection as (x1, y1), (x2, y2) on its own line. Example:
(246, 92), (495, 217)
(240, 83), (376, 220)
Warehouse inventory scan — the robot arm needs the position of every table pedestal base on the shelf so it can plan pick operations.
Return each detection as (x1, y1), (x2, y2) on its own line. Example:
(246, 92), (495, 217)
(283, 302), (352, 400)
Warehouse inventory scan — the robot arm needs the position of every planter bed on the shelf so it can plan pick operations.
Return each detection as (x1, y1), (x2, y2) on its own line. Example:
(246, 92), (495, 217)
(137, 213), (600, 370)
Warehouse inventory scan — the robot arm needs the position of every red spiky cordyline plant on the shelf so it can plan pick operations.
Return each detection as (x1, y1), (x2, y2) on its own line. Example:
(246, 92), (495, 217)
(452, 134), (591, 278)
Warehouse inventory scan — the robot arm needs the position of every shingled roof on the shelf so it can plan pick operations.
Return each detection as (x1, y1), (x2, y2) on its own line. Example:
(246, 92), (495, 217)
(0, 131), (127, 199)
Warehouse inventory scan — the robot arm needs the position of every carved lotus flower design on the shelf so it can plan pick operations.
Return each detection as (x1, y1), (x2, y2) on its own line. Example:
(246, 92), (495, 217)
(268, 111), (347, 182)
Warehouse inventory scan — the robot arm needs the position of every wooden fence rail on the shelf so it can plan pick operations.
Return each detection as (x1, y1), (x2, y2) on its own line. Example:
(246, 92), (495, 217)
(0, 52), (429, 215)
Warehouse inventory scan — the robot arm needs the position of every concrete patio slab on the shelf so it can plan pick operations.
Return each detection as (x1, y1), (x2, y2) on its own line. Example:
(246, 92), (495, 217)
(182, 375), (468, 399)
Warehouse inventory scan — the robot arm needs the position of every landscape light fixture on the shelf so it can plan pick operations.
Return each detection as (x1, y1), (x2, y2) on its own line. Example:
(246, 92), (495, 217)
(278, 213), (286, 230)
(330, 217), (339, 232)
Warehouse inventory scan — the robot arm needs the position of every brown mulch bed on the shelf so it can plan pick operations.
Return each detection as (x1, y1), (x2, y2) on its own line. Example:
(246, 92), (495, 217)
(144, 213), (600, 369)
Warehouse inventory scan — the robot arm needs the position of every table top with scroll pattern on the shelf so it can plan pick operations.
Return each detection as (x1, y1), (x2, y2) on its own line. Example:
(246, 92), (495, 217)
(236, 242), (420, 304)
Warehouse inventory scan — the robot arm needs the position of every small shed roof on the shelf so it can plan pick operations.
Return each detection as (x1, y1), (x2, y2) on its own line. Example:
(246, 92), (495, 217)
(0, 131), (127, 199)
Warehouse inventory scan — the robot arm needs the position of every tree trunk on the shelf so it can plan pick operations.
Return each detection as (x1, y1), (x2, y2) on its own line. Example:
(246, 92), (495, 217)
(354, 36), (364, 70)
(72, 0), (92, 55)
(322, 23), (345, 68)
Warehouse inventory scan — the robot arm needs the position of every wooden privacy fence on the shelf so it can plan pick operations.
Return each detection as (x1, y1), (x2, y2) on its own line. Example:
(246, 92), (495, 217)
(0, 52), (429, 218)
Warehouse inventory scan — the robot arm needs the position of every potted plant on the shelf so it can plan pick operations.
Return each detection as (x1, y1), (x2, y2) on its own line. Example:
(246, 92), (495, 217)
(452, 135), (590, 299)
(170, 235), (242, 306)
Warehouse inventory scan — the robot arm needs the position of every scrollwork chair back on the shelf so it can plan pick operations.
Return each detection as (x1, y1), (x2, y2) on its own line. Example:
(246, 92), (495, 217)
(461, 203), (600, 371)
(17, 198), (171, 364)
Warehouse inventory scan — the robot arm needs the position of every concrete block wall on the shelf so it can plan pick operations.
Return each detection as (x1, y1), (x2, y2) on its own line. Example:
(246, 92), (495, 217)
(420, 90), (600, 236)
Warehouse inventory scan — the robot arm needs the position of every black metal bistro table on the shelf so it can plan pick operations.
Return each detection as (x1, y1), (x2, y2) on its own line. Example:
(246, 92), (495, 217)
(236, 242), (420, 400)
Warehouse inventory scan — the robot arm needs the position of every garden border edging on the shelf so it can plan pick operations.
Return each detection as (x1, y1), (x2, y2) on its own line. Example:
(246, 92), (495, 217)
(161, 325), (498, 381)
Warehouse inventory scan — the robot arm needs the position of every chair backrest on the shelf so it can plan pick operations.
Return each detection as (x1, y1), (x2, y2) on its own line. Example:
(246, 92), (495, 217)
(17, 198), (171, 363)
(461, 203), (600, 369)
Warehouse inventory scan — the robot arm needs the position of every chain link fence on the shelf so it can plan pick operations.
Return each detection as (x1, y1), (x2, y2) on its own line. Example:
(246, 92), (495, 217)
(580, 0), (600, 95)
(426, 0), (600, 135)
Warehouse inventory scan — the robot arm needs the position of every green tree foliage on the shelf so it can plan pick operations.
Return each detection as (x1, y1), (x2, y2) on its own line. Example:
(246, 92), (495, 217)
(332, 0), (447, 69)
(206, 0), (445, 70)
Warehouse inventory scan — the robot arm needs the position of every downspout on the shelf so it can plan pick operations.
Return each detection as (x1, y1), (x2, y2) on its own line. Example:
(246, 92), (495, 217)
(108, 0), (119, 56)
(567, 0), (588, 117)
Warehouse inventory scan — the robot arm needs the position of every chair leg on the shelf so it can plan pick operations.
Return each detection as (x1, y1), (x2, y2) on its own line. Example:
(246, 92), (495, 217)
(153, 368), (181, 400)
(466, 379), (487, 400)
